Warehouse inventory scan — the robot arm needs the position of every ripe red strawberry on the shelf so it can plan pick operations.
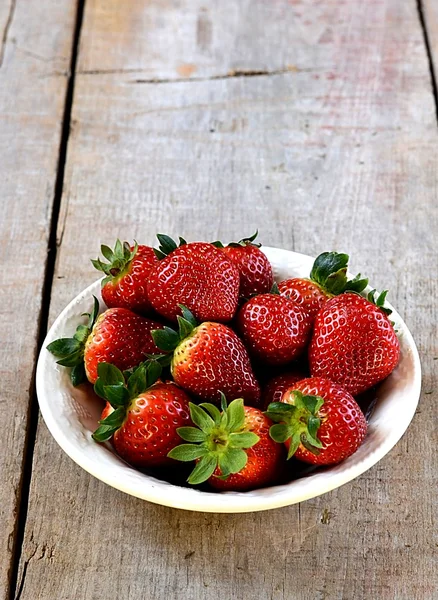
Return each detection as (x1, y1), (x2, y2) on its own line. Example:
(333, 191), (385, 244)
(168, 395), (284, 491)
(151, 306), (260, 406)
(262, 371), (307, 409)
(278, 252), (368, 320)
(93, 361), (192, 467)
(309, 291), (400, 395)
(147, 236), (240, 323)
(92, 240), (159, 315)
(266, 377), (367, 465)
(47, 297), (163, 385)
(213, 232), (274, 299)
(236, 292), (312, 365)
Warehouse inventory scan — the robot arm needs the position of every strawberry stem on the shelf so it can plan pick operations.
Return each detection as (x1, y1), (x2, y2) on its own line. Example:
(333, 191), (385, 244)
(265, 391), (324, 459)
(310, 252), (368, 295)
(91, 240), (138, 286)
(47, 296), (100, 386)
(167, 395), (260, 484)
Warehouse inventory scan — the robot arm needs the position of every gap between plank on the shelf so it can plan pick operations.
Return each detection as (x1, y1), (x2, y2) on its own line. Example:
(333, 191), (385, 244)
(0, 0), (16, 69)
(417, 0), (438, 124)
(8, 1), (86, 599)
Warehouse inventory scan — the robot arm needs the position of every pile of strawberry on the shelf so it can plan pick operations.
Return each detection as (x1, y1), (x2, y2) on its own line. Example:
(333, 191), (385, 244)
(48, 234), (400, 492)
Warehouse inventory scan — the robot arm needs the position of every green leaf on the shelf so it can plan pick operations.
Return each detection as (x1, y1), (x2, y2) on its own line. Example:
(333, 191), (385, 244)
(98, 406), (126, 428)
(92, 424), (119, 443)
(94, 377), (106, 399)
(367, 289), (377, 303)
(87, 296), (100, 329)
(345, 272), (368, 293)
(178, 305), (197, 328)
(177, 316), (195, 340)
(270, 282), (280, 295)
(91, 258), (107, 273)
(153, 249), (166, 260)
(240, 230), (258, 244)
(211, 240), (224, 248)
(199, 403), (221, 424)
(97, 362), (125, 386)
(114, 239), (124, 260)
(167, 444), (209, 462)
(287, 432), (302, 459)
(265, 402), (296, 423)
(229, 431), (259, 448)
(220, 392), (228, 413)
(187, 454), (217, 485)
(178, 237), (187, 246)
(127, 365), (147, 398)
(47, 338), (81, 357)
(176, 427), (207, 443)
(74, 325), (90, 344)
(269, 423), (293, 444)
(103, 384), (130, 407)
(300, 434), (322, 454)
(55, 350), (83, 367)
(100, 244), (114, 262)
(218, 448), (247, 476)
(376, 289), (389, 307)
(156, 234), (178, 256)
(189, 403), (215, 434)
(307, 415), (321, 441)
(145, 359), (162, 388)
(300, 394), (324, 415)
(151, 327), (180, 352)
(225, 398), (245, 432)
(70, 363), (86, 386)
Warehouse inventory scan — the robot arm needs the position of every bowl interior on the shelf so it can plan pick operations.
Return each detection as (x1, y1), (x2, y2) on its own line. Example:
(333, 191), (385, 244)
(36, 248), (421, 513)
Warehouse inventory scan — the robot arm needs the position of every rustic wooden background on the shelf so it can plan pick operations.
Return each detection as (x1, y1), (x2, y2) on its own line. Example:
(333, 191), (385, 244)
(1, 0), (437, 598)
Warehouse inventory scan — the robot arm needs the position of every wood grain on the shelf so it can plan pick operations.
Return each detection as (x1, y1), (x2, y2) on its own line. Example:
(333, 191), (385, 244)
(15, 0), (438, 598)
(0, 1), (78, 596)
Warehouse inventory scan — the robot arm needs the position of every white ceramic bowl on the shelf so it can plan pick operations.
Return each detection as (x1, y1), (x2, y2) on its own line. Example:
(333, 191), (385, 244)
(36, 248), (421, 513)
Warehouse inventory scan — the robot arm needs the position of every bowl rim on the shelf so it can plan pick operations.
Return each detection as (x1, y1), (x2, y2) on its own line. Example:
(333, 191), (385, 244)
(36, 247), (422, 513)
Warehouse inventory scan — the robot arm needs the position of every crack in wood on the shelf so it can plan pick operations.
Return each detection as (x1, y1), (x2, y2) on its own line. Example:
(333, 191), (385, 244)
(417, 0), (438, 124)
(0, 0), (17, 69)
(77, 65), (310, 83)
(6, 1), (86, 598)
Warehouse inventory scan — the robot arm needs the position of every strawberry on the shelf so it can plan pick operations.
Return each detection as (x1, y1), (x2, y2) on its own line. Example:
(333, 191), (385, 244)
(92, 240), (159, 315)
(47, 297), (163, 385)
(266, 377), (367, 465)
(236, 292), (312, 365)
(168, 394), (284, 491)
(151, 306), (260, 406)
(147, 236), (240, 323)
(278, 251), (368, 320)
(309, 291), (400, 395)
(262, 371), (307, 409)
(213, 231), (274, 299)
(92, 361), (192, 468)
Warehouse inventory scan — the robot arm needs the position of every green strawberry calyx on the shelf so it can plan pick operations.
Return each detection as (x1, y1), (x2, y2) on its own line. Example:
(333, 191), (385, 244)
(167, 393), (260, 485)
(310, 252), (368, 296)
(46, 296), (100, 386)
(265, 391), (324, 459)
(153, 234), (187, 260)
(91, 240), (139, 287)
(151, 305), (198, 353)
(92, 360), (162, 443)
(367, 289), (392, 315)
(212, 230), (261, 249)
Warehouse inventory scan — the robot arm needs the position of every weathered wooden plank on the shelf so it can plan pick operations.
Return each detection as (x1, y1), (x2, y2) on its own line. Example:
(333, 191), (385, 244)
(0, 1), (78, 596)
(17, 0), (438, 598)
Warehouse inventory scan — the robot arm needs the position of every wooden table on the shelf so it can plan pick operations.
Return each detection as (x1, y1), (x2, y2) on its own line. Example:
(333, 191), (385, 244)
(1, 1), (437, 598)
